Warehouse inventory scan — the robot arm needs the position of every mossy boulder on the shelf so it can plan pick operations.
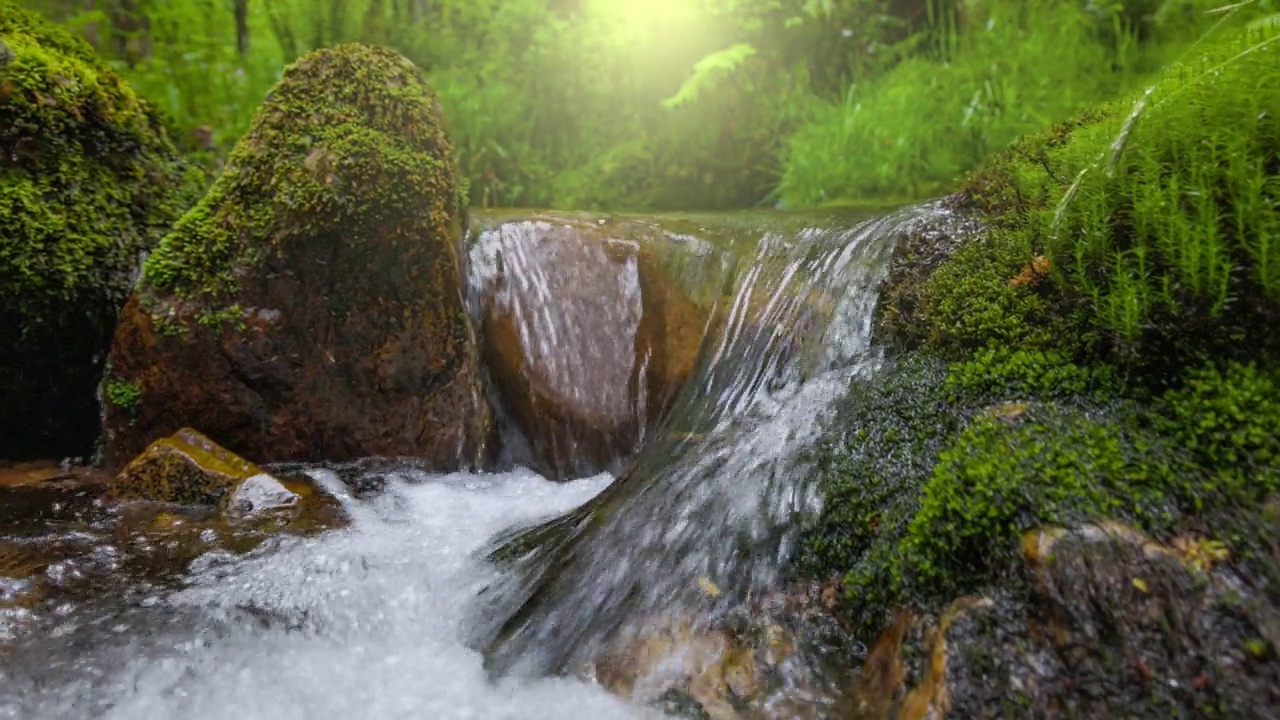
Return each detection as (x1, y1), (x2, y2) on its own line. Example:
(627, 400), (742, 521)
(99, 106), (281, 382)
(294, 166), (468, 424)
(471, 215), (708, 479)
(109, 427), (296, 513)
(799, 349), (1280, 638)
(0, 2), (200, 460)
(101, 44), (490, 471)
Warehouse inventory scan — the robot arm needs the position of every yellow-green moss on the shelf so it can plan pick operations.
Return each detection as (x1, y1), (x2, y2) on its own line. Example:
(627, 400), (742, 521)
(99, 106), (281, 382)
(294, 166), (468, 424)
(882, 20), (1280, 371)
(0, 1), (200, 458)
(140, 43), (464, 324)
(109, 427), (264, 506)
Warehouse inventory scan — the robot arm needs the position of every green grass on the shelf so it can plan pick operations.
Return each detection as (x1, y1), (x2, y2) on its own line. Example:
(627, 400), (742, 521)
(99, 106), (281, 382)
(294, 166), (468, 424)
(777, 0), (1243, 206)
(953, 11), (1280, 363)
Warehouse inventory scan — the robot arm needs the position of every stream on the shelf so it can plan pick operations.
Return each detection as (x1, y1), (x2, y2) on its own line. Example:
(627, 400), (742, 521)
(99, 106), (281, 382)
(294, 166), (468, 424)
(1, 468), (656, 720)
(0, 205), (959, 719)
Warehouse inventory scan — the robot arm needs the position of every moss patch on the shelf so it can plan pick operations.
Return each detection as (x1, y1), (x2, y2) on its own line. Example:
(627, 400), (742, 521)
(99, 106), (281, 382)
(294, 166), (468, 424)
(801, 350), (1280, 639)
(883, 20), (1280, 374)
(139, 43), (464, 325)
(898, 403), (1189, 599)
(0, 1), (201, 459)
(109, 427), (265, 507)
(103, 377), (141, 413)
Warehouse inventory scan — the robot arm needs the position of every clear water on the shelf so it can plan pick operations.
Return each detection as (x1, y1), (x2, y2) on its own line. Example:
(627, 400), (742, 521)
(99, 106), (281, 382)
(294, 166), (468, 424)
(0, 468), (660, 720)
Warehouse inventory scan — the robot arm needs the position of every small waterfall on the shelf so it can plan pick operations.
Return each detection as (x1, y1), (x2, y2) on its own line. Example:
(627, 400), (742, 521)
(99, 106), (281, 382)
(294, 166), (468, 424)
(468, 219), (650, 478)
(472, 203), (956, 680)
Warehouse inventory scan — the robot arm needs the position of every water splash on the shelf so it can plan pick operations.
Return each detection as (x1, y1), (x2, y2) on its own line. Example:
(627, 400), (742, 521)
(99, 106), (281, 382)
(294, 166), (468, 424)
(472, 203), (955, 680)
(0, 469), (655, 720)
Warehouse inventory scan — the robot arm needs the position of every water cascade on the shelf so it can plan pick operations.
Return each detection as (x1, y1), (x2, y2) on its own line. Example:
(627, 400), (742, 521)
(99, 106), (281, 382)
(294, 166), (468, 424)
(0, 203), (965, 719)
(471, 205), (958, 694)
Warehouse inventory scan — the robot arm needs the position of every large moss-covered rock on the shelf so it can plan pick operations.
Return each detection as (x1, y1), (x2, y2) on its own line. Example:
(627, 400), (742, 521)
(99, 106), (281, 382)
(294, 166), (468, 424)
(101, 44), (489, 471)
(0, 2), (200, 460)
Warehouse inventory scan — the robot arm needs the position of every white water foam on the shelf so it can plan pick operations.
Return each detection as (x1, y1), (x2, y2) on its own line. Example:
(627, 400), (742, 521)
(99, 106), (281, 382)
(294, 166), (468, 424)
(0, 468), (661, 720)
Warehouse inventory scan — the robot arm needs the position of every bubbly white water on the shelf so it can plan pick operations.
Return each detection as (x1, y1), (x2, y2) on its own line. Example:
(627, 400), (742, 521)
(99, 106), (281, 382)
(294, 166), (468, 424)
(0, 469), (661, 720)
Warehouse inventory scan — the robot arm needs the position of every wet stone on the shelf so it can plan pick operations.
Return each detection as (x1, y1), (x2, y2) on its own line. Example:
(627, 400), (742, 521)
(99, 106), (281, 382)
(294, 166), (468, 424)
(110, 428), (269, 508)
(471, 215), (710, 480)
(853, 518), (1280, 719)
(226, 473), (300, 519)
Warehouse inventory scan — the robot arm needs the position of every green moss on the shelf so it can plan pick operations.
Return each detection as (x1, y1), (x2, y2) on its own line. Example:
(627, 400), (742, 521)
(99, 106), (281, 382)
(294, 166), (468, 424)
(914, 230), (1052, 351)
(884, 19), (1280, 371)
(140, 43), (463, 325)
(962, 23), (1280, 363)
(806, 4), (1280, 660)
(898, 404), (1185, 597)
(885, 224), (1098, 359)
(0, 1), (200, 458)
(804, 350), (1280, 639)
(0, 3), (196, 317)
(798, 356), (958, 580)
(945, 346), (1119, 402)
(1155, 361), (1280, 508)
(104, 377), (141, 412)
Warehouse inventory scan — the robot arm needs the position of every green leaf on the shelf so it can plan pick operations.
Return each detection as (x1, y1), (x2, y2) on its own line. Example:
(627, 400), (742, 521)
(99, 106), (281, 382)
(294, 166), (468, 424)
(661, 43), (757, 109)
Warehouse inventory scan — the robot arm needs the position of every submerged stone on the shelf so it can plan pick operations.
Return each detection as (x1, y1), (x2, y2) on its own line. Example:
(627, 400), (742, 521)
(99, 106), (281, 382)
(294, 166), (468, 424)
(101, 43), (489, 471)
(0, 3), (200, 460)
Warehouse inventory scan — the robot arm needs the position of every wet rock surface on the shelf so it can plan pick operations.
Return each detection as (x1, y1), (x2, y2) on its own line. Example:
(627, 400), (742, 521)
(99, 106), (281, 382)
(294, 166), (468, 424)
(110, 427), (286, 509)
(0, 455), (345, 656)
(870, 195), (982, 351)
(101, 43), (489, 472)
(470, 213), (711, 479)
(853, 519), (1280, 719)
(592, 580), (861, 720)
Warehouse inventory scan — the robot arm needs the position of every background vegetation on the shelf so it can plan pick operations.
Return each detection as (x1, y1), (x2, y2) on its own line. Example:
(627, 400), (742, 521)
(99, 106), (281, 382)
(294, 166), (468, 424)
(18, 0), (1260, 210)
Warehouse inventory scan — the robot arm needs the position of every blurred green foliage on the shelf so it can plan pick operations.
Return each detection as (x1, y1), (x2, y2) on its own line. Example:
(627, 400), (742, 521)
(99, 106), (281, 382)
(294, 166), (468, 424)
(18, 0), (1257, 209)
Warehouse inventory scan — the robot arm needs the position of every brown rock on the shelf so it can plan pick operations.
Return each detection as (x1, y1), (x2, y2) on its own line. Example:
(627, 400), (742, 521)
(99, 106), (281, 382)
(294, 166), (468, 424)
(474, 217), (709, 479)
(100, 44), (489, 471)
(849, 516), (1280, 719)
(594, 616), (760, 720)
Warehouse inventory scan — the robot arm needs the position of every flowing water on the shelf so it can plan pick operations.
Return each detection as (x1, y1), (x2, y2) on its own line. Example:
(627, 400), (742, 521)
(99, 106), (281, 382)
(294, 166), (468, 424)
(1, 468), (653, 720)
(0, 203), (963, 718)
(471, 206), (954, 687)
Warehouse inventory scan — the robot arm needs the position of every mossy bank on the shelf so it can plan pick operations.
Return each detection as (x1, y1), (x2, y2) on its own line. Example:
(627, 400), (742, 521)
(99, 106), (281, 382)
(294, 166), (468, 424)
(101, 43), (490, 472)
(798, 15), (1280, 714)
(0, 1), (201, 460)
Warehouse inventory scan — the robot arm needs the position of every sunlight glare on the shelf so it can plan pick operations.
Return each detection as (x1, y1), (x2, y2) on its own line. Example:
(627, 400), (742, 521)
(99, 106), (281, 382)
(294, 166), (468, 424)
(603, 0), (699, 28)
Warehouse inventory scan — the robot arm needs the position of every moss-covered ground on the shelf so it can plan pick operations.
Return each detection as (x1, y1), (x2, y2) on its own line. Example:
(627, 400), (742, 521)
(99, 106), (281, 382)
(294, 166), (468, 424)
(800, 17), (1280, 641)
